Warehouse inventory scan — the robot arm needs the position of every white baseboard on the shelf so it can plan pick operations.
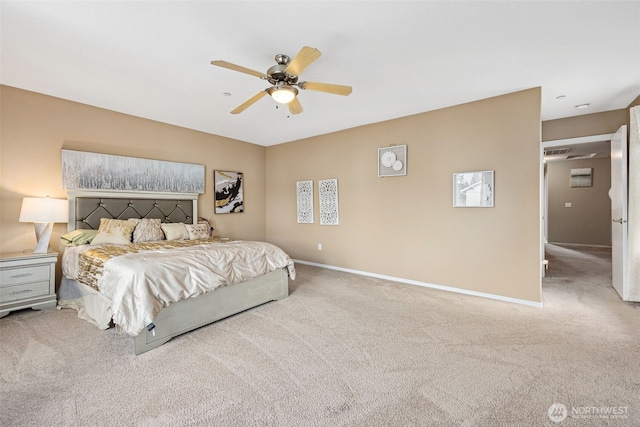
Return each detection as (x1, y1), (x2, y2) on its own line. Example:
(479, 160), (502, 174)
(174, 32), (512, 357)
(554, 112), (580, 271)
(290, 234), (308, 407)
(548, 242), (612, 248)
(293, 259), (543, 308)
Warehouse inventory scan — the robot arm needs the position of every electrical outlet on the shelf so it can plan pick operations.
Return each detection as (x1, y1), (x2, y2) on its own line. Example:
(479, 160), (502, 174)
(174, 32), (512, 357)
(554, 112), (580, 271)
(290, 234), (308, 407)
(317, 243), (322, 251)
(565, 202), (572, 208)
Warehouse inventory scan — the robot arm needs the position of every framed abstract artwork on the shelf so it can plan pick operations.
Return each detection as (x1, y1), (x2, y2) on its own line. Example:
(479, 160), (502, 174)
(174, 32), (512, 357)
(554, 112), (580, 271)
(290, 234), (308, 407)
(214, 170), (244, 214)
(453, 170), (494, 207)
(570, 168), (592, 187)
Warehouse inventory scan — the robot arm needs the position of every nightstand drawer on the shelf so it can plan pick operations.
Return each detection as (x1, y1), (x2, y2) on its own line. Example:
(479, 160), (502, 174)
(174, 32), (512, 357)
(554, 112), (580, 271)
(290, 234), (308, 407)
(0, 280), (50, 303)
(0, 252), (58, 318)
(0, 265), (51, 287)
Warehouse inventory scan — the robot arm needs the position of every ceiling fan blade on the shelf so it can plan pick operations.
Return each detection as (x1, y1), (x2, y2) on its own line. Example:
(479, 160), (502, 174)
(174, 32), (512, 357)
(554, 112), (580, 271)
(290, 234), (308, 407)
(299, 81), (352, 96)
(230, 91), (267, 114)
(211, 60), (267, 79)
(288, 97), (303, 115)
(285, 46), (321, 76)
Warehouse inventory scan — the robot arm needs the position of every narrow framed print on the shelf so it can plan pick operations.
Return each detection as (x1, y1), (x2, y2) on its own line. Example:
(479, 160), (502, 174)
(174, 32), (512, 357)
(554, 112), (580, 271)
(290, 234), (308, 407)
(453, 170), (494, 207)
(319, 178), (339, 225)
(214, 170), (244, 213)
(296, 180), (314, 223)
(378, 145), (407, 177)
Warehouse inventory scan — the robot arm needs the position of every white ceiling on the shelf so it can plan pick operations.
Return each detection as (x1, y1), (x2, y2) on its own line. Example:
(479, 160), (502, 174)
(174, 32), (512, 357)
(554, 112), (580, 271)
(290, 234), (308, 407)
(2, 1), (639, 147)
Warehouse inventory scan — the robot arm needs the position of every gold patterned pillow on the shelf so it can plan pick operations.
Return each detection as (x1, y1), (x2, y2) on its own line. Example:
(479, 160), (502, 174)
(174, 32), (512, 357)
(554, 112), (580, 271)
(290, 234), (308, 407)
(91, 219), (136, 245)
(128, 218), (165, 243)
(185, 223), (210, 240)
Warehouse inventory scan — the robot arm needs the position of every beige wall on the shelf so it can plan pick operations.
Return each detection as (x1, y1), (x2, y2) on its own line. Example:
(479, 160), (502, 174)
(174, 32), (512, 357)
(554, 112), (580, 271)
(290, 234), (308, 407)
(547, 157), (611, 246)
(542, 109), (627, 142)
(266, 88), (542, 303)
(0, 85), (267, 258)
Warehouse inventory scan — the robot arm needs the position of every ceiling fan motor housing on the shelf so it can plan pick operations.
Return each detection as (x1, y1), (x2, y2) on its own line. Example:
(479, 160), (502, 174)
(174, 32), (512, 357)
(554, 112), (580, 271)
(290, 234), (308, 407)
(267, 55), (298, 85)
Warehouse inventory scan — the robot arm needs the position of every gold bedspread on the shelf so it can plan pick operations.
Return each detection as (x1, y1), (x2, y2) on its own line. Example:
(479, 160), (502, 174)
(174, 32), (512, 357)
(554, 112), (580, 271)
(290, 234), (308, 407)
(77, 239), (218, 291)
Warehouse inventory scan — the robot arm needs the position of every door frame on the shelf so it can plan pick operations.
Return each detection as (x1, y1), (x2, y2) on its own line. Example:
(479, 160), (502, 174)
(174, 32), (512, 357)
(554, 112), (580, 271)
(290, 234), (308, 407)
(610, 125), (629, 300)
(540, 133), (614, 278)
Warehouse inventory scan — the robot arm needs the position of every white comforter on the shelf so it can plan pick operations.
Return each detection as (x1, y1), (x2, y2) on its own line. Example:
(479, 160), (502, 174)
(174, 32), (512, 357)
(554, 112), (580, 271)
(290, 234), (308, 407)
(62, 240), (295, 336)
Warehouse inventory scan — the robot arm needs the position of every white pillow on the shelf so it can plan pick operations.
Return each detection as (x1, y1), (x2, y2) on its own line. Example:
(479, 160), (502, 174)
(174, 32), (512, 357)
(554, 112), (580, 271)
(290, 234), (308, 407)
(91, 219), (136, 245)
(161, 223), (189, 240)
(185, 223), (210, 240)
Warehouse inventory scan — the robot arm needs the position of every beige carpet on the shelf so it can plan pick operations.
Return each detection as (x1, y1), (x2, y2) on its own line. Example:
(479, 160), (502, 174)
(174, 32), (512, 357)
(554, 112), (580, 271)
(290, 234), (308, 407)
(1, 244), (638, 426)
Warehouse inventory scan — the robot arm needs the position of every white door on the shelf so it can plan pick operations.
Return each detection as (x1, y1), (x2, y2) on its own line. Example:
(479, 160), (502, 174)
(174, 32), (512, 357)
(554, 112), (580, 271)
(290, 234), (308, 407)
(610, 125), (628, 299)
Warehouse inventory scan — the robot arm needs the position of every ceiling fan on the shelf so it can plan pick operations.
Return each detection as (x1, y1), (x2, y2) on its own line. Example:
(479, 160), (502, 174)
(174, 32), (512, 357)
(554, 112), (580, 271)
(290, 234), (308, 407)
(211, 46), (352, 115)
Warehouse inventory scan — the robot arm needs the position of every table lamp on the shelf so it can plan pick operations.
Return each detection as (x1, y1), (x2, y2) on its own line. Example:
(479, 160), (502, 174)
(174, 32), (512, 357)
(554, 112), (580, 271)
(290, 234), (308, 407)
(19, 197), (69, 254)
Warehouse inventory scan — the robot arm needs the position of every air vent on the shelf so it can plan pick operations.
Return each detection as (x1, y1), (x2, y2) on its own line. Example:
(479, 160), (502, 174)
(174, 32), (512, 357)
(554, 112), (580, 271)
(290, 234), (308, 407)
(544, 147), (571, 156)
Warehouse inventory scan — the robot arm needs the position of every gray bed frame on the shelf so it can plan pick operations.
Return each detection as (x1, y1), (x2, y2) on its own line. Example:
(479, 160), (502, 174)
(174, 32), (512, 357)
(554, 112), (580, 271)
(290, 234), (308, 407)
(66, 190), (289, 355)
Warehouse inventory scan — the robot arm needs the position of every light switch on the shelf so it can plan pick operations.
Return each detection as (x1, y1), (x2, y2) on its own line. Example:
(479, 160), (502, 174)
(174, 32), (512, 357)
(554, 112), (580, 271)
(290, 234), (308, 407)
(565, 202), (572, 208)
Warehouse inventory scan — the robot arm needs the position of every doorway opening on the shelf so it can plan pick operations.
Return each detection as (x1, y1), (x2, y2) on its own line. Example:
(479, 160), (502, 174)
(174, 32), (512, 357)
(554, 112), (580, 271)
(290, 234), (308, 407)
(540, 133), (613, 285)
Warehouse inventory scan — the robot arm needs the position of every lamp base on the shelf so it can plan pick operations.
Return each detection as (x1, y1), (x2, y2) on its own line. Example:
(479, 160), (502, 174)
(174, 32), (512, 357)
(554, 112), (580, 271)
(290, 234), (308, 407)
(33, 222), (54, 254)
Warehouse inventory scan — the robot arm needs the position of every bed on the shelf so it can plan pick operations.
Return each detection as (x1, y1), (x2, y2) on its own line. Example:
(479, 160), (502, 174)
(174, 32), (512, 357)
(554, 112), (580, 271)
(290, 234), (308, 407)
(58, 190), (295, 355)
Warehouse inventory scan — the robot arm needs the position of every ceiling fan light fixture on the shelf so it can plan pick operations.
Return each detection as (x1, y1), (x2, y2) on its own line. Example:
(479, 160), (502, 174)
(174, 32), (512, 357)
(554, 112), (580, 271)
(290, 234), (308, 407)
(268, 85), (298, 104)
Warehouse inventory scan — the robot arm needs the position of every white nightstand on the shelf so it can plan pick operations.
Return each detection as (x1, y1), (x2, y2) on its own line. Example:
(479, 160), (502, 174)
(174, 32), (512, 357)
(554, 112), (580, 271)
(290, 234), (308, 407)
(0, 251), (58, 318)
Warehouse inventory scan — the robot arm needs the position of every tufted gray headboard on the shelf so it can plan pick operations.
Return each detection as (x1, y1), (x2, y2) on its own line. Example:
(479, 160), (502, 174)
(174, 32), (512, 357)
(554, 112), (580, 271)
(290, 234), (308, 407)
(67, 191), (198, 231)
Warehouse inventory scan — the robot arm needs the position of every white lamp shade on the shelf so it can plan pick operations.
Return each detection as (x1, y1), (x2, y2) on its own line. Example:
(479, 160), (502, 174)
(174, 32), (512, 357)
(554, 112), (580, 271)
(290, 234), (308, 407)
(19, 197), (68, 254)
(19, 197), (69, 223)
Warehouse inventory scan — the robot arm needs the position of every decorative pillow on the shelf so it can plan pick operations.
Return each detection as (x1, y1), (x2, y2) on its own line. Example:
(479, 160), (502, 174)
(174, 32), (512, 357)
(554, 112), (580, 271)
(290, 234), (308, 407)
(91, 219), (136, 245)
(61, 229), (99, 246)
(161, 223), (189, 241)
(128, 218), (165, 243)
(185, 223), (210, 240)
